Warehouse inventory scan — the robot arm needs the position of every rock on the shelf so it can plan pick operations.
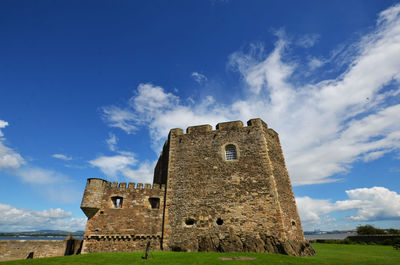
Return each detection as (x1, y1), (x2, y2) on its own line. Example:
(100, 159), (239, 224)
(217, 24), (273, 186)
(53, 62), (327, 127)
(196, 232), (315, 256)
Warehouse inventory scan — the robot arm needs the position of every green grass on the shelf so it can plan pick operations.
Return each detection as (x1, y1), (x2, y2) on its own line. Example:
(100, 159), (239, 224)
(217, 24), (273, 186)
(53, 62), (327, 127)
(2, 244), (400, 265)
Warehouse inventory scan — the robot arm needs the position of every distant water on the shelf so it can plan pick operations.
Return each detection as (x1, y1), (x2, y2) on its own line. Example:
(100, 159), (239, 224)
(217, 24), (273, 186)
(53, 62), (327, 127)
(305, 232), (357, 240)
(0, 236), (83, 240)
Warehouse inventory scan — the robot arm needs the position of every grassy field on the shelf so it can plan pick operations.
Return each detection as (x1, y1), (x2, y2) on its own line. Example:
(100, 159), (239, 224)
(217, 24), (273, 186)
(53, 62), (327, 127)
(1, 244), (400, 265)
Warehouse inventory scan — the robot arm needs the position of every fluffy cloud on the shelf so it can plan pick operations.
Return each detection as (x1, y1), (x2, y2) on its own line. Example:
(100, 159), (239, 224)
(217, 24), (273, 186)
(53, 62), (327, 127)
(52, 154), (72, 161)
(89, 150), (155, 183)
(106, 133), (118, 152)
(89, 153), (136, 177)
(0, 142), (25, 170)
(102, 4), (400, 186)
(121, 160), (155, 184)
(0, 120), (8, 137)
(130, 83), (180, 123)
(335, 187), (400, 221)
(296, 187), (400, 229)
(0, 120), (25, 170)
(191, 72), (208, 83)
(0, 204), (86, 232)
(296, 196), (333, 224)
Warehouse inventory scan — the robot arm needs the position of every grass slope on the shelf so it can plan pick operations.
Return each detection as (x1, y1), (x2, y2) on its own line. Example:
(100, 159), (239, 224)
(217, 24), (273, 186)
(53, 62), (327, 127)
(1, 244), (400, 265)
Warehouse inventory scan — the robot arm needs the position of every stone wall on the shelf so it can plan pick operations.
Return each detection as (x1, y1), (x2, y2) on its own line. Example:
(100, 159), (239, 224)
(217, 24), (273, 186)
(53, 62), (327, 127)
(347, 235), (400, 243)
(159, 119), (312, 254)
(260, 121), (304, 241)
(0, 240), (65, 262)
(81, 179), (165, 253)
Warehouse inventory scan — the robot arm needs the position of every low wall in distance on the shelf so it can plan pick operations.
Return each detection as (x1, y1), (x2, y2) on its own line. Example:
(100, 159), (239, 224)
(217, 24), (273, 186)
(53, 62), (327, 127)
(346, 234), (400, 243)
(0, 238), (82, 262)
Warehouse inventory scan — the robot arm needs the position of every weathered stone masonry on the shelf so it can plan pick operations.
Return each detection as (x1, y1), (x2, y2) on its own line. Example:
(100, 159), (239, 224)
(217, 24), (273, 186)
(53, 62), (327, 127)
(81, 118), (315, 256)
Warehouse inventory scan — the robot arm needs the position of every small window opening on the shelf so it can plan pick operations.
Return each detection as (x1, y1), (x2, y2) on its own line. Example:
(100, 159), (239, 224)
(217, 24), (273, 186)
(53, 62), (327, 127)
(149, 197), (160, 209)
(291, 221), (296, 226)
(99, 211), (104, 215)
(111, 196), (123, 208)
(185, 218), (196, 225)
(225, 145), (237, 160)
(216, 218), (223, 225)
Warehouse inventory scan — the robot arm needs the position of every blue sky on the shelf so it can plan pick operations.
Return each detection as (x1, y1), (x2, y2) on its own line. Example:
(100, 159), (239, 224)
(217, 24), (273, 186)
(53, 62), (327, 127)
(1, 0), (400, 232)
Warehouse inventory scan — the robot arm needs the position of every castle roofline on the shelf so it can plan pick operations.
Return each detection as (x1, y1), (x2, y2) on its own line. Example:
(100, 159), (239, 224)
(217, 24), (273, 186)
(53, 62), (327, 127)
(169, 118), (276, 136)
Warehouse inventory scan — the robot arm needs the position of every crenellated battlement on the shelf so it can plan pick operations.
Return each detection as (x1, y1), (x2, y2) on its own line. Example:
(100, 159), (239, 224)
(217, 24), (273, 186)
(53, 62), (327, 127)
(84, 178), (165, 193)
(186, 124), (212, 134)
(81, 178), (165, 219)
(169, 118), (269, 136)
(216, 120), (244, 130)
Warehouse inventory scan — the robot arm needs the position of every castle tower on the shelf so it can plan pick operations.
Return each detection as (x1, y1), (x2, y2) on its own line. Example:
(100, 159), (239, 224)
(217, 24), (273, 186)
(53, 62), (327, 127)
(81, 178), (109, 219)
(80, 118), (314, 256)
(154, 118), (314, 255)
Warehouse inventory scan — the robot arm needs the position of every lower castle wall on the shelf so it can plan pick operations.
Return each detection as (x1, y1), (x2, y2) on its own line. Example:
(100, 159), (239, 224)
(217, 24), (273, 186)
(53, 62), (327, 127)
(346, 235), (400, 243)
(82, 236), (161, 253)
(0, 240), (65, 262)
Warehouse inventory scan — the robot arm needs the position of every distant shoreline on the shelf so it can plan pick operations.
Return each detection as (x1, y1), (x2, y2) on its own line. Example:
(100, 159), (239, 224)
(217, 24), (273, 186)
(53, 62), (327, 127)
(305, 232), (357, 240)
(0, 235), (83, 240)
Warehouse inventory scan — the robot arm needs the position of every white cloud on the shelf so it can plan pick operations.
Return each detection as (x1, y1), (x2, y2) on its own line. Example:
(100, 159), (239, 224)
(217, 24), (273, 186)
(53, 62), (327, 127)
(296, 187), (400, 229)
(298, 34), (320, 48)
(106, 133), (118, 151)
(0, 204), (86, 232)
(102, 106), (137, 134)
(0, 120), (25, 170)
(296, 196), (333, 224)
(336, 187), (400, 221)
(14, 167), (68, 184)
(0, 120), (8, 127)
(121, 160), (155, 184)
(0, 119), (9, 137)
(89, 153), (136, 177)
(130, 83), (180, 123)
(101, 4), (400, 186)
(308, 57), (326, 70)
(191, 72), (208, 83)
(32, 208), (72, 219)
(362, 150), (390, 162)
(0, 142), (25, 170)
(52, 153), (72, 161)
(89, 152), (155, 184)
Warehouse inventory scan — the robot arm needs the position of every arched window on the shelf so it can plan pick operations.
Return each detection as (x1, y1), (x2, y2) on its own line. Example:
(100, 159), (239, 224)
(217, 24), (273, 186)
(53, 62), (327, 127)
(225, 144), (237, 160)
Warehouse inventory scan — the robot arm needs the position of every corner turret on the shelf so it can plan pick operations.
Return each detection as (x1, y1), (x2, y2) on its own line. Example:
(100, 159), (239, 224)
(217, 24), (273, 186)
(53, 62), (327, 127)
(80, 178), (109, 219)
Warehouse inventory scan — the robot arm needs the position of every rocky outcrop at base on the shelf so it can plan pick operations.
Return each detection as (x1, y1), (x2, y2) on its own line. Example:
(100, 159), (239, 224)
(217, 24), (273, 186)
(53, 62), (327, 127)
(171, 233), (316, 256)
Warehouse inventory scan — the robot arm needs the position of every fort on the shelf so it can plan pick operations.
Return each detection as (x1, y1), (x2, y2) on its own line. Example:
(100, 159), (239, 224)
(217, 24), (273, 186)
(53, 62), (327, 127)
(80, 118), (315, 256)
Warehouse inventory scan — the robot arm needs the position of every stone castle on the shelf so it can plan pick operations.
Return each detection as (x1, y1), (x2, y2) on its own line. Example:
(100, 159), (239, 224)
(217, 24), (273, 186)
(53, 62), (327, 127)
(80, 118), (315, 256)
